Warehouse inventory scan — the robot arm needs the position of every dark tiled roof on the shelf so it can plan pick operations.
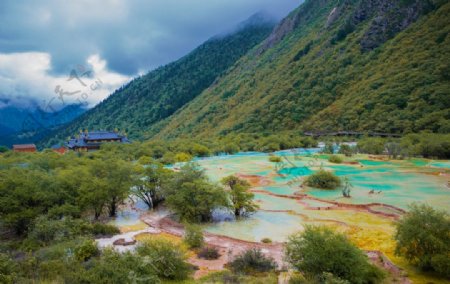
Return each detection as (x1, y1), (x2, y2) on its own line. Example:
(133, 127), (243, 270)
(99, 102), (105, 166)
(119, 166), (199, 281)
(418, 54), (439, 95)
(82, 131), (122, 140)
(66, 131), (129, 149)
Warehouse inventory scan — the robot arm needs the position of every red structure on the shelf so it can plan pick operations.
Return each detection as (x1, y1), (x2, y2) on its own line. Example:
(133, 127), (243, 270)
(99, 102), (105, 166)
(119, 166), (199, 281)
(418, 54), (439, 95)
(51, 144), (68, 154)
(13, 144), (37, 153)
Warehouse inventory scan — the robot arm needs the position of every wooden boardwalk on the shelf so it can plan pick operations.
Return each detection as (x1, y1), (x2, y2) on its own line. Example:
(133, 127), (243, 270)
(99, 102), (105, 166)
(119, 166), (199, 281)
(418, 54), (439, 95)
(304, 131), (401, 138)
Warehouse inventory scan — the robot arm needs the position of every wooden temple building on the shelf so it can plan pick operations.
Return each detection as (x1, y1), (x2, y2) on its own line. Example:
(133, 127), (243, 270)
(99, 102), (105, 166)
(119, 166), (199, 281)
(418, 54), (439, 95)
(66, 131), (129, 152)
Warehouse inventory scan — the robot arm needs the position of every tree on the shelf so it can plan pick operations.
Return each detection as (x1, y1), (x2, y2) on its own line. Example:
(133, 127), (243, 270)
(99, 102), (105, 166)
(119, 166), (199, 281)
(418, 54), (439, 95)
(285, 226), (384, 283)
(165, 179), (229, 223)
(166, 163), (207, 194)
(395, 203), (450, 277)
(91, 158), (133, 217)
(0, 168), (57, 235)
(174, 152), (192, 162)
(322, 142), (335, 154)
(385, 142), (402, 159)
(338, 144), (354, 157)
(0, 146), (9, 153)
(221, 175), (259, 217)
(357, 138), (385, 155)
(304, 170), (342, 190)
(132, 161), (172, 209)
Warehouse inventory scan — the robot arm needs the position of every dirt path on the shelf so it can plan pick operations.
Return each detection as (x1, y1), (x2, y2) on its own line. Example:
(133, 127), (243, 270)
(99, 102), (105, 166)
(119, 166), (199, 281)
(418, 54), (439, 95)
(139, 212), (410, 282)
(141, 212), (285, 278)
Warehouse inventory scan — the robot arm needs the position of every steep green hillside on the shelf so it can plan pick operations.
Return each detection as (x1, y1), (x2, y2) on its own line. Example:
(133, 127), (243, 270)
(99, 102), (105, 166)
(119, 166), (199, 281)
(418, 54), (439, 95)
(41, 14), (275, 146)
(151, 0), (449, 139)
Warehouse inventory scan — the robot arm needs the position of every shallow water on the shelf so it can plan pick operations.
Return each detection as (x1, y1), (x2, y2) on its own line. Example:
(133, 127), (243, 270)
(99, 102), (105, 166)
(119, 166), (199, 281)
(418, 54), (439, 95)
(198, 152), (450, 241)
(111, 150), (449, 242)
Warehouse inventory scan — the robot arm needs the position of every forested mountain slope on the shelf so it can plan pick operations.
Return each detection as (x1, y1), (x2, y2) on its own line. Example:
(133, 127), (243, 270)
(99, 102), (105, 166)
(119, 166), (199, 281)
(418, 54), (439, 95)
(150, 0), (450, 139)
(0, 104), (86, 147)
(41, 13), (276, 146)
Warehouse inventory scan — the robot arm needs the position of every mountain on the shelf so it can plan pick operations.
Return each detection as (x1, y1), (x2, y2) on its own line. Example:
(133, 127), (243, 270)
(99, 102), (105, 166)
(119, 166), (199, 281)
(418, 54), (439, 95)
(40, 13), (276, 147)
(0, 104), (86, 147)
(149, 0), (449, 138)
(41, 0), (450, 146)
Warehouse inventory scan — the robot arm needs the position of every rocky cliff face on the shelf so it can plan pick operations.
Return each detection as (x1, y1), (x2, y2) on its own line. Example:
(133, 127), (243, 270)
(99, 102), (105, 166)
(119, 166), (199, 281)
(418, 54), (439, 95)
(358, 0), (437, 50)
(329, 0), (440, 50)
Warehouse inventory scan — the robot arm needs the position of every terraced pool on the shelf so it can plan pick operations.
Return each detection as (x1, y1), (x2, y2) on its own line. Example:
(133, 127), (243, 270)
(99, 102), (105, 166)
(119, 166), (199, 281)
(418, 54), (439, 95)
(195, 151), (449, 242)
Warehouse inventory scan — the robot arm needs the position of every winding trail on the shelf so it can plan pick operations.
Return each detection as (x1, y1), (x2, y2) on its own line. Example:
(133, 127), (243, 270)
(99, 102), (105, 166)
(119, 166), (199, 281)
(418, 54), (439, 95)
(139, 212), (410, 282)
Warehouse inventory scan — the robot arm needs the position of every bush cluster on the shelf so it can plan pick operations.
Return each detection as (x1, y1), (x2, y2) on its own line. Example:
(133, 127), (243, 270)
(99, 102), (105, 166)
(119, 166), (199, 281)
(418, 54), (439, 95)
(328, 155), (343, 164)
(304, 170), (342, 189)
(197, 247), (221, 260)
(228, 249), (277, 275)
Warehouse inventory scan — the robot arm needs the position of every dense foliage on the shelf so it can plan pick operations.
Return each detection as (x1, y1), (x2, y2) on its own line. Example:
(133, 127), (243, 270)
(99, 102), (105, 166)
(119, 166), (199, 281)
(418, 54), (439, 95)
(40, 1), (450, 145)
(304, 170), (342, 190)
(197, 247), (221, 260)
(328, 155), (343, 164)
(285, 226), (385, 284)
(357, 133), (450, 159)
(151, 0), (449, 139)
(164, 164), (229, 223)
(41, 15), (275, 146)
(183, 223), (204, 249)
(228, 249), (277, 275)
(221, 175), (259, 217)
(395, 203), (450, 278)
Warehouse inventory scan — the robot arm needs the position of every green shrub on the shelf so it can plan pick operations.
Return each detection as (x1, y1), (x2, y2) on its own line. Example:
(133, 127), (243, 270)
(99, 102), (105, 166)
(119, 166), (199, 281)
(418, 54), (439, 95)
(0, 253), (17, 284)
(322, 142), (335, 154)
(175, 152), (193, 162)
(199, 270), (240, 283)
(223, 143), (240, 154)
(136, 239), (191, 280)
(191, 144), (211, 157)
(395, 203), (450, 278)
(160, 152), (176, 164)
(84, 249), (159, 284)
(285, 226), (384, 284)
(338, 144), (354, 157)
(28, 217), (120, 246)
(90, 223), (120, 237)
(228, 249), (277, 275)
(74, 240), (99, 261)
(184, 224), (204, 249)
(357, 138), (385, 155)
(304, 170), (342, 189)
(0, 146), (9, 153)
(197, 247), (220, 260)
(261, 238), (272, 244)
(269, 156), (282, 163)
(328, 155), (343, 164)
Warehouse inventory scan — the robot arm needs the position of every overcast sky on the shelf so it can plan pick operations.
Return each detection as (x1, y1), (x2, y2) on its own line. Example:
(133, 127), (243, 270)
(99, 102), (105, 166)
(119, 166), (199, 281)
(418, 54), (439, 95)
(0, 0), (300, 110)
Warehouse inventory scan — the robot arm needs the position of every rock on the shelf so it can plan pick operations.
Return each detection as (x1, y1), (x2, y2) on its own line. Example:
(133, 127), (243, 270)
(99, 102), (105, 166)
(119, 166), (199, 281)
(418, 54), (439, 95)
(113, 238), (137, 246)
(326, 7), (340, 27)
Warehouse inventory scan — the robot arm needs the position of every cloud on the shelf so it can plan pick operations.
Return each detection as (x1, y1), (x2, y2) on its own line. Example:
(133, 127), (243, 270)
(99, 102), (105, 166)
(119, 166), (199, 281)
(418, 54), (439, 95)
(0, 0), (300, 74)
(0, 0), (301, 108)
(0, 52), (130, 109)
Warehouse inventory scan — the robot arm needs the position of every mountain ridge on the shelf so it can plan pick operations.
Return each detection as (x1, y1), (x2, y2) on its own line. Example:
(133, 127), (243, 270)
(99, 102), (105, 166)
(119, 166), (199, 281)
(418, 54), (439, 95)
(148, 0), (449, 139)
(39, 13), (276, 147)
(40, 0), (450, 146)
